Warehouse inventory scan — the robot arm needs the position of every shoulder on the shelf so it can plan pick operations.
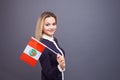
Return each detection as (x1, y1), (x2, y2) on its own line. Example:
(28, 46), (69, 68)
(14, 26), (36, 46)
(40, 38), (54, 48)
(40, 38), (51, 44)
(54, 37), (58, 43)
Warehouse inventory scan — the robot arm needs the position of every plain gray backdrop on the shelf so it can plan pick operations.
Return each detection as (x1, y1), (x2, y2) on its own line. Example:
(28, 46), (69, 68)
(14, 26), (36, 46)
(0, 0), (120, 80)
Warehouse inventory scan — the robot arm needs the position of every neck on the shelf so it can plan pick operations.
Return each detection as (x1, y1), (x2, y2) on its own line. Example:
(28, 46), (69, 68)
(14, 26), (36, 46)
(42, 34), (54, 42)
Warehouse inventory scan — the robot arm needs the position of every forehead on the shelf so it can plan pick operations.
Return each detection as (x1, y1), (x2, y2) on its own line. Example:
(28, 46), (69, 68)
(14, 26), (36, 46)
(44, 17), (56, 23)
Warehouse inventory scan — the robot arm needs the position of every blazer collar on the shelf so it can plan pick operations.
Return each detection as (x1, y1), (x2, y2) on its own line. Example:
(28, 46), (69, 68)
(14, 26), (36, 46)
(42, 34), (54, 42)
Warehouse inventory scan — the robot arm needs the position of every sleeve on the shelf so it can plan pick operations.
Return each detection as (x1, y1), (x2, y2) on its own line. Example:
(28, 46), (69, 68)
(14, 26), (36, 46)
(39, 48), (61, 80)
(58, 64), (65, 72)
(54, 37), (66, 71)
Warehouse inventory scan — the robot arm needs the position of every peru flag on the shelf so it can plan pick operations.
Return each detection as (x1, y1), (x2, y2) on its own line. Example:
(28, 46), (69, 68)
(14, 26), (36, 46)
(20, 37), (45, 67)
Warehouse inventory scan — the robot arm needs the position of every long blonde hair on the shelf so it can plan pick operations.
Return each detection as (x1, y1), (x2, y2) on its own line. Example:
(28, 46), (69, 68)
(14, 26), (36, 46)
(35, 11), (57, 40)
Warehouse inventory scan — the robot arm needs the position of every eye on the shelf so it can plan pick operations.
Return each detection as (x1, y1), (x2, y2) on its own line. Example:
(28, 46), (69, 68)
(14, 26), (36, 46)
(45, 23), (50, 26)
(52, 22), (56, 26)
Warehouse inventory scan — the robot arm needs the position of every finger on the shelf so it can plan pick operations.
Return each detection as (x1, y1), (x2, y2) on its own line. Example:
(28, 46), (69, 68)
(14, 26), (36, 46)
(57, 54), (61, 58)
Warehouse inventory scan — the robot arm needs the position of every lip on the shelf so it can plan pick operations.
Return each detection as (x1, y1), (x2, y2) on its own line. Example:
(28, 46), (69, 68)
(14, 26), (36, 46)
(48, 29), (55, 32)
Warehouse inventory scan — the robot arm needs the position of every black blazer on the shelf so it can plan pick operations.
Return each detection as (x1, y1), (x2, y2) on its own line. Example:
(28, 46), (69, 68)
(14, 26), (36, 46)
(39, 38), (65, 80)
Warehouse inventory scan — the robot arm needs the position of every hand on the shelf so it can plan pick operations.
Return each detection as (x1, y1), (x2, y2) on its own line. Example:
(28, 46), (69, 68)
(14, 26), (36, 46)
(57, 54), (66, 70)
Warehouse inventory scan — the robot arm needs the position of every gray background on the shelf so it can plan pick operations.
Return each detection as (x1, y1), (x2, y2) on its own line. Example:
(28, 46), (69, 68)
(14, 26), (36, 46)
(0, 0), (120, 80)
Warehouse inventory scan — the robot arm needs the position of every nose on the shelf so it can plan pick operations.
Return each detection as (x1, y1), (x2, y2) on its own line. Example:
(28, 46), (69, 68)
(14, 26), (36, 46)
(50, 24), (54, 28)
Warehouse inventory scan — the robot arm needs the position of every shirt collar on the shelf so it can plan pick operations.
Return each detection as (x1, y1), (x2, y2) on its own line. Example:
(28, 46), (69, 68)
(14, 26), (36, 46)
(42, 34), (54, 42)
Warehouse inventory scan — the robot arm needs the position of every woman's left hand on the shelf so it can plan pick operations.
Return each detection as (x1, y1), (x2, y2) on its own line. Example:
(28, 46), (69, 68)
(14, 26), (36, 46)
(57, 54), (66, 70)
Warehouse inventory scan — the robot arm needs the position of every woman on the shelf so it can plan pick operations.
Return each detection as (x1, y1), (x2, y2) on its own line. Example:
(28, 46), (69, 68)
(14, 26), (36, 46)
(35, 11), (66, 80)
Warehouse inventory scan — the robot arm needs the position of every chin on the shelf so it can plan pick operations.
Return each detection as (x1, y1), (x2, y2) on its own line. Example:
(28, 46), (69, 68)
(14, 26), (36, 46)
(49, 33), (55, 36)
(47, 34), (54, 37)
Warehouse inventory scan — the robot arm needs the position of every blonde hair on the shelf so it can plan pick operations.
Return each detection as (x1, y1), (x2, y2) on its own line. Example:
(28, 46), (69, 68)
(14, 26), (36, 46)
(35, 11), (57, 40)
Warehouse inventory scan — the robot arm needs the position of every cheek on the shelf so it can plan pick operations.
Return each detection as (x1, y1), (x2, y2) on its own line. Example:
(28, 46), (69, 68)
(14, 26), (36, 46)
(54, 26), (57, 30)
(42, 26), (47, 33)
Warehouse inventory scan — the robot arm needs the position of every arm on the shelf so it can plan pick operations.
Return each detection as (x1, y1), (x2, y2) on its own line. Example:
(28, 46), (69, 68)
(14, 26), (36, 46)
(39, 49), (61, 80)
(57, 54), (66, 72)
(54, 37), (66, 71)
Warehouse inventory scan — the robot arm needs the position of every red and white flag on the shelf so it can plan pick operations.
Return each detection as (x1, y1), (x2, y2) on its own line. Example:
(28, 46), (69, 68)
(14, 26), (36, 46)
(20, 37), (45, 67)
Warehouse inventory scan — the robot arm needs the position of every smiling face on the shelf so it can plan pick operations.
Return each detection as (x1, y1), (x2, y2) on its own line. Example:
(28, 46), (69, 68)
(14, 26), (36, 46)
(43, 17), (57, 37)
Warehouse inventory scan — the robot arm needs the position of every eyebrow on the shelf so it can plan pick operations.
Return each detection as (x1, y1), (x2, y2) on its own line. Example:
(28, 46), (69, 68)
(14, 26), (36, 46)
(45, 22), (56, 24)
